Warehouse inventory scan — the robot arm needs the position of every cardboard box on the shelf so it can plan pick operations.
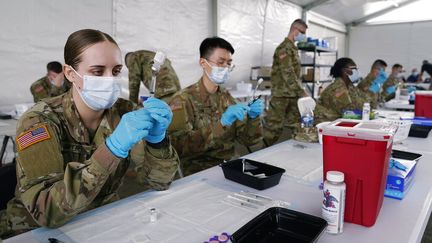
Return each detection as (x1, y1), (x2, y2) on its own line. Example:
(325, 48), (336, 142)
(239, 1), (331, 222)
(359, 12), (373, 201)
(385, 158), (417, 200)
(302, 68), (321, 82)
(250, 66), (272, 81)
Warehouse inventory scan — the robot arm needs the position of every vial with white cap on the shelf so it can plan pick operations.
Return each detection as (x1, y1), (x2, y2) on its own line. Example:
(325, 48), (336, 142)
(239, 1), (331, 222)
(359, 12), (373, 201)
(322, 171), (346, 234)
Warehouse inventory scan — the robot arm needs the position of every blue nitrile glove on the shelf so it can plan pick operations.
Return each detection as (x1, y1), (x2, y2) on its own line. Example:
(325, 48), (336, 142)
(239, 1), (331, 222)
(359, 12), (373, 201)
(407, 86), (416, 93)
(389, 159), (407, 172)
(142, 97), (173, 143)
(221, 103), (250, 126)
(386, 86), (396, 95)
(106, 109), (154, 158)
(375, 68), (388, 84)
(247, 99), (264, 119)
(368, 81), (381, 94)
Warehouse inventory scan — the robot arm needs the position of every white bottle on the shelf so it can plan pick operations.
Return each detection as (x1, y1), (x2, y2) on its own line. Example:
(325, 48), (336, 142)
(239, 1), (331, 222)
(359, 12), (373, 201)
(322, 171), (346, 234)
(362, 102), (370, 121)
(395, 86), (401, 100)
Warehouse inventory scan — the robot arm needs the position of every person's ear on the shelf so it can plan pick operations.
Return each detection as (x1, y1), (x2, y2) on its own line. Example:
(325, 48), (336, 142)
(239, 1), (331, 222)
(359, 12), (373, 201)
(63, 65), (77, 83)
(199, 58), (206, 68)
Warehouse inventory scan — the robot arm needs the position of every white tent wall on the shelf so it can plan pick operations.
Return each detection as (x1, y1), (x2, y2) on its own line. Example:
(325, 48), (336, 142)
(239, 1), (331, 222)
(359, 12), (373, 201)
(0, 0), (113, 107)
(348, 21), (432, 78)
(114, 0), (213, 91)
(0, 0), (348, 107)
(218, 0), (302, 85)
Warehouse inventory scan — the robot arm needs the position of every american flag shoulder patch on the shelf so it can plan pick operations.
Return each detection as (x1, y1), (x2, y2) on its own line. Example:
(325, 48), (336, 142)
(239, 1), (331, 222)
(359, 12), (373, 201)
(17, 125), (51, 151)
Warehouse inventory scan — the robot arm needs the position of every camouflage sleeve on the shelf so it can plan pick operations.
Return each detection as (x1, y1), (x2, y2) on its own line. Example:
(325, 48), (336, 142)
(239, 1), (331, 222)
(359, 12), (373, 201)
(130, 138), (179, 191)
(155, 60), (181, 99)
(357, 77), (371, 92)
(15, 111), (122, 228)
(30, 83), (49, 103)
(320, 86), (351, 116)
(167, 95), (227, 157)
(272, 48), (304, 97)
(382, 77), (396, 91)
(332, 89), (352, 115)
(128, 59), (144, 103)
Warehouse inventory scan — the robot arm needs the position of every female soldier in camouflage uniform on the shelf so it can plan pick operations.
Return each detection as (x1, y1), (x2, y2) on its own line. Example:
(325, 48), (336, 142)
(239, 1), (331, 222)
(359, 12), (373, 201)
(0, 29), (179, 239)
(315, 58), (368, 123)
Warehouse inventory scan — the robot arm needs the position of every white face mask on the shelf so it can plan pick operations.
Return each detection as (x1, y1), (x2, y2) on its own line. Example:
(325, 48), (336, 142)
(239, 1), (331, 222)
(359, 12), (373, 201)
(395, 73), (404, 79)
(204, 59), (230, 84)
(71, 67), (122, 111)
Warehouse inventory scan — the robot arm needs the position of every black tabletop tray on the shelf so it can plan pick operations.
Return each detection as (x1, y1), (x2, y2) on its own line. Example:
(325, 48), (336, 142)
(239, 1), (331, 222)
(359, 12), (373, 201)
(220, 159), (285, 190)
(231, 207), (328, 243)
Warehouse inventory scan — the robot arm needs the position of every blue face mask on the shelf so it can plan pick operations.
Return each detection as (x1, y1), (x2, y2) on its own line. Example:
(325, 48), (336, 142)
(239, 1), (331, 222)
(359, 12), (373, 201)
(294, 32), (306, 42)
(348, 69), (360, 82)
(204, 60), (230, 84)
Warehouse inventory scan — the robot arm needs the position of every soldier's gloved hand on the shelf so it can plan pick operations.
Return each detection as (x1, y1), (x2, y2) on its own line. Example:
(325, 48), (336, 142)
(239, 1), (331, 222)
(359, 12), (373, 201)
(106, 109), (154, 158)
(247, 99), (264, 119)
(368, 81), (380, 94)
(407, 86), (416, 93)
(221, 103), (250, 126)
(142, 98), (173, 143)
(386, 86), (396, 95)
(374, 69), (388, 85)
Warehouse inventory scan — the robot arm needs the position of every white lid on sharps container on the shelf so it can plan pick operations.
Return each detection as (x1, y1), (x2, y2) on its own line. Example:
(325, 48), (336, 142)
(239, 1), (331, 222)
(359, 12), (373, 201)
(326, 171), (344, 183)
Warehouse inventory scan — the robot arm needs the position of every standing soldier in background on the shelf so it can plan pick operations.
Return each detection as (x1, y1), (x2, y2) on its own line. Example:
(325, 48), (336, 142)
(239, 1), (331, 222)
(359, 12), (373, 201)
(125, 50), (181, 103)
(264, 19), (308, 146)
(357, 59), (388, 108)
(30, 61), (71, 102)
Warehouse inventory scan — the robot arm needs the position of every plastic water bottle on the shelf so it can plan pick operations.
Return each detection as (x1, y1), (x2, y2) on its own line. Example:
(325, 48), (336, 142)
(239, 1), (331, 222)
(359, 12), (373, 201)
(301, 112), (314, 128)
(362, 103), (370, 121)
(322, 171), (346, 234)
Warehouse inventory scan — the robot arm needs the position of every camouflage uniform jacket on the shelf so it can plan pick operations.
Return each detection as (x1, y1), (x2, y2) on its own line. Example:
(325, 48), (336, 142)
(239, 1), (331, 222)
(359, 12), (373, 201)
(381, 75), (398, 101)
(30, 76), (71, 103)
(357, 73), (379, 108)
(315, 78), (368, 122)
(168, 78), (263, 164)
(127, 50), (181, 102)
(271, 38), (304, 98)
(2, 90), (178, 236)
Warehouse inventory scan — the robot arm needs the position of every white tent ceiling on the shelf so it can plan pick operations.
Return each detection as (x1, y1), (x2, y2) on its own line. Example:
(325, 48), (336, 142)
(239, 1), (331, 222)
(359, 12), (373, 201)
(285, 0), (426, 25)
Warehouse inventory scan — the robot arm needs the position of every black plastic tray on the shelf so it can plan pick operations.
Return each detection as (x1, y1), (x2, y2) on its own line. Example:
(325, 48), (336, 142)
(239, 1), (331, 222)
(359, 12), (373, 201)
(392, 150), (422, 161)
(231, 207), (328, 243)
(409, 124), (432, 138)
(220, 159), (285, 190)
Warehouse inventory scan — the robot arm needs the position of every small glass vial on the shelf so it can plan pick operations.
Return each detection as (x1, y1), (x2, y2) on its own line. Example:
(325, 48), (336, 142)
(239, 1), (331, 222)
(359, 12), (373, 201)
(322, 171), (346, 234)
(149, 208), (157, 222)
(362, 102), (370, 121)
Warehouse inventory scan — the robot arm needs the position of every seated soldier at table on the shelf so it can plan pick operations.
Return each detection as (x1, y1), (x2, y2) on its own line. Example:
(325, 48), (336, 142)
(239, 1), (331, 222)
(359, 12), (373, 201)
(315, 58), (368, 123)
(30, 61), (71, 102)
(168, 37), (264, 176)
(381, 64), (404, 102)
(125, 50), (181, 103)
(357, 59), (388, 108)
(0, 29), (179, 239)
